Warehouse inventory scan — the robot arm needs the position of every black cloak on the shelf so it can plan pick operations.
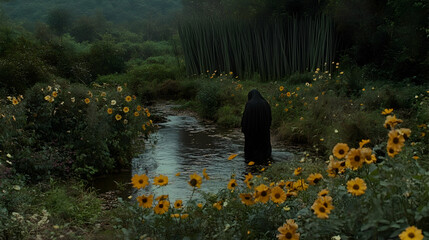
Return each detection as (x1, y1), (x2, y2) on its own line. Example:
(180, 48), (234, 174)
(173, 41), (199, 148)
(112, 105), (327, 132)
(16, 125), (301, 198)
(241, 89), (272, 164)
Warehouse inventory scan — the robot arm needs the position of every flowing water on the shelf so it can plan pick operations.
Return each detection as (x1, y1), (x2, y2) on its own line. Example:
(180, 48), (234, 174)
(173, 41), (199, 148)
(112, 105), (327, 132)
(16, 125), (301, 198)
(92, 104), (294, 203)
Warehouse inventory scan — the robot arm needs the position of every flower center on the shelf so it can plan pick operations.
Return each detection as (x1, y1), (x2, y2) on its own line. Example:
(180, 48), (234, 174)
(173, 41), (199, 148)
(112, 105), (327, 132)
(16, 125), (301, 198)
(408, 233), (415, 238)
(190, 179), (197, 186)
(314, 178), (320, 184)
(159, 204), (163, 208)
(339, 149), (344, 155)
(138, 179), (143, 184)
(393, 137), (399, 144)
(319, 207), (326, 213)
(275, 193), (281, 199)
(353, 184), (359, 190)
(340, 162), (345, 167)
(389, 148), (394, 153)
(245, 196), (251, 200)
(231, 183), (236, 187)
(285, 232), (292, 239)
(158, 179), (164, 183)
(142, 198), (147, 203)
(261, 191), (267, 197)
(354, 155), (360, 162)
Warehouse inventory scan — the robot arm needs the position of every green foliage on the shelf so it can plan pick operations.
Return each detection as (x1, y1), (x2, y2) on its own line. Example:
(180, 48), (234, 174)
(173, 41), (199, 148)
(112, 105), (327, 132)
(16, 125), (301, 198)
(46, 8), (72, 35)
(196, 81), (221, 119)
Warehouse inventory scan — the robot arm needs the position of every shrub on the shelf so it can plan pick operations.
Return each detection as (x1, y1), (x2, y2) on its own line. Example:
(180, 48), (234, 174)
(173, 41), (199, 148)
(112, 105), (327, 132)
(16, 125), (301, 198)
(196, 81), (221, 119)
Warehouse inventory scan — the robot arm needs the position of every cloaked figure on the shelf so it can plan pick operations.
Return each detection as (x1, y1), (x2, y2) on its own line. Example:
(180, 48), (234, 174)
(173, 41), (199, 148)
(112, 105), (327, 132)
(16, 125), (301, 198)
(241, 89), (272, 164)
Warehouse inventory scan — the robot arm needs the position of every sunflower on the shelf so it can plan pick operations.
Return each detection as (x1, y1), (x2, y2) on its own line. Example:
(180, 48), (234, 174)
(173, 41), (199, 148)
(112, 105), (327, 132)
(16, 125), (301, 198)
(115, 114), (122, 121)
(228, 153), (238, 160)
(136, 194), (153, 208)
(318, 189), (329, 197)
(399, 226), (424, 240)
(154, 200), (169, 215)
(153, 175), (168, 186)
(270, 186), (287, 204)
(346, 148), (364, 170)
(244, 172), (253, 182)
(347, 177), (367, 196)
(327, 157), (342, 177)
(134, 112), (139, 117)
(384, 115), (403, 129)
(332, 143), (349, 159)
(52, 91), (58, 98)
(12, 98), (19, 105)
(174, 200), (183, 209)
(398, 128), (412, 139)
(359, 139), (370, 148)
(131, 174), (149, 189)
(307, 173), (323, 185)
(107, 108), (113, 114)
(387, 143), (400, 158)
(293, 167), (302, 176)
(277, 180), (286, 189)
(125, 96), (132, 102)
(188, 173), (203, 188)
(286, 92), (291, 97)
(388, 129), (406, 149)
(255, 184), (271, 203)
(360, 148), (374, 164)
(136, 105), (142, 111)
(293, 179), (308, 191)
(279, 86), (284, 91)
(285, 190), (297, 198)
(381, 108), (393, 115)
(239, 193), (255, 206)
(123, 107), (130, 113)
(84, 98), (90, 104)
(155, 195), (169, 201)
(203, 168), (210, 180)
(227, 179), (237, 190)
(277, 219), (300, 240)
(213, 201), (222, 210)
(311, 200), (330, 219)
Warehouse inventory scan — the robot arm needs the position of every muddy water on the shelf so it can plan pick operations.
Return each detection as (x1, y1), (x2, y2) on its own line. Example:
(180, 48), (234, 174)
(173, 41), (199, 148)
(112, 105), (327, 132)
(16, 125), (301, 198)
(92, 104), (294, 203)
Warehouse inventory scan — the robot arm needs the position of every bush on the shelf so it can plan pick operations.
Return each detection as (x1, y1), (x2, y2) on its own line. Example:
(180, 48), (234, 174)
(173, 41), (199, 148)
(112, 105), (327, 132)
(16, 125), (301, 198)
(196, 81), (221, 119)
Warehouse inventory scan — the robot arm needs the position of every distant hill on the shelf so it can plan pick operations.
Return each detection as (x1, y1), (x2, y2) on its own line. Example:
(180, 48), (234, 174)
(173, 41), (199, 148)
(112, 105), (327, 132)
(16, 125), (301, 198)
(1, 0), (182, 27)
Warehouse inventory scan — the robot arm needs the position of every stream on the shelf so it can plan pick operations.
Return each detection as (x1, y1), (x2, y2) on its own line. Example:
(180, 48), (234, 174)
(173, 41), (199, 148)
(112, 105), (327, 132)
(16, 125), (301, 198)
(92, 104), (294, 203)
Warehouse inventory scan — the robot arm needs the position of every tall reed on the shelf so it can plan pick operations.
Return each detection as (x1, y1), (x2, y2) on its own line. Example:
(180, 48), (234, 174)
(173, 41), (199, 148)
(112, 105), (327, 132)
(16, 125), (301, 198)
(178, 15), (337, 80)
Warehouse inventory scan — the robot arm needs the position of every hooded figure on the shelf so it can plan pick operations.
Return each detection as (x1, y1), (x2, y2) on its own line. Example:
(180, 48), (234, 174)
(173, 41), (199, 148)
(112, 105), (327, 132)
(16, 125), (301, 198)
(241, 89), (272, 164)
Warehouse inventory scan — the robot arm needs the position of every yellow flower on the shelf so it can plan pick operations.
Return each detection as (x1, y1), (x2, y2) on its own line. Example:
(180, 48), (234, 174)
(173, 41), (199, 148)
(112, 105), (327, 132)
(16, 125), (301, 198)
(154, 200), (169, 214)
(137, 194), (153, 208)
(197, 203), (203, 208)
(111, 100), (117, 105)
(412, 156), (419, 160)
(181, 214), (189, 219)
(359, 139), (370, 148)
(384, 115), (403, 129)
(188, 173), (202, 188)
(153, 175), (168, 186)
(227, 179), (237, 190)
(314, 96), (319, 100)
(100, 92), (106, 97)
(311, 196), (334, 219)
(12, 98), (19, 105)
(228, 153), (238, 160)
(347, 177), (367, 196)
(277, 219), (300, 240)
(115, 114), (122, 121)
(398, 128), (411, 139)
(107, 108), (113, 114)
(134, 112), (139, 117)
(279, 86), (284, 91)
(84, 98), (90, 104)
(318, 189), (329, 197)
(293, 167), (302, 176)
(361, 148), (375, 164)
(155, 195), (169, 201)
(52, 91), (58, 98)
(213, 201), (222, 210)
(270, 186), (286, 204)
(382, 108), (393, 115)
(292, 179), (308, 191)
(388, 129), (406, 150)
(399, 226), (424, 240)
(286, 92), (291, 97)
(142, 124), (146, 131)
(117, 86), (123, 92)
(248, 161), (255, 166)
(255, 184), (270, 203)
(239, 193), (255, 206)
(345, 148), (364, 170)
(307, 173), (323, 185)
(123, 107), (129, 113)
(387, 143), (400, 158)
(125, 96), (132, 102)
(131, 174), (149, 189)
(174, 200), (183, 209)
(202, 168), (210, 180)
(332, 143), (349, 159)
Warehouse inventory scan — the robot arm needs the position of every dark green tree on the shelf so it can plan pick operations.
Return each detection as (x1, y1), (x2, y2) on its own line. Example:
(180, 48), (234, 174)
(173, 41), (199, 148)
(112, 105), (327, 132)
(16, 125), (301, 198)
(47, 8), (72, 35)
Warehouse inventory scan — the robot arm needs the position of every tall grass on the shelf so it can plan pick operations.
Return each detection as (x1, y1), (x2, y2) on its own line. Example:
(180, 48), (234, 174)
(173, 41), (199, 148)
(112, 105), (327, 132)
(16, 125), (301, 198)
(178, 15), (337, 80)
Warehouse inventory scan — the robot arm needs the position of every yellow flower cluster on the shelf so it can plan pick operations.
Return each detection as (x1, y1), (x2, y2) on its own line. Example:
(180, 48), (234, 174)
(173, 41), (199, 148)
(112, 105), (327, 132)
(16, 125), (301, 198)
(277, 219), (300, 240)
